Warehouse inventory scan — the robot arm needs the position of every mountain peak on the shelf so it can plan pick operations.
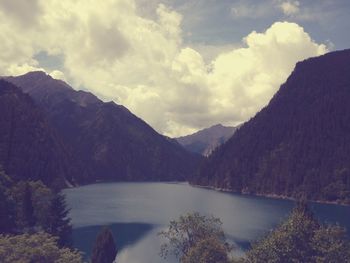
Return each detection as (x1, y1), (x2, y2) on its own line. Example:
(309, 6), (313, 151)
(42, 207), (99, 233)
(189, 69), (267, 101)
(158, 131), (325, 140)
(210, 124), (224, 128)
(21, 71), (54, 82)
(4, 71), (103, 107)
(23, 70), (48, 77)
(176, 124), (237, 156)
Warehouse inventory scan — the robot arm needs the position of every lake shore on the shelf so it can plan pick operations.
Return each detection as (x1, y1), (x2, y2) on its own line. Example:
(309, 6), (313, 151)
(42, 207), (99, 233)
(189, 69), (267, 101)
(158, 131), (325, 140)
(190, 183), (350, 207)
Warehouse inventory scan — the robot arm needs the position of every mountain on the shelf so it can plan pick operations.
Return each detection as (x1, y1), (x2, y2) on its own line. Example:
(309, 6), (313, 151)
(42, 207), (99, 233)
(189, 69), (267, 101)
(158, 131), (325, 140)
(0, 80), (78, 187)
(5, 72), (202, 183)
(192, 49), (350, 204)
(176, 124), (237, 156)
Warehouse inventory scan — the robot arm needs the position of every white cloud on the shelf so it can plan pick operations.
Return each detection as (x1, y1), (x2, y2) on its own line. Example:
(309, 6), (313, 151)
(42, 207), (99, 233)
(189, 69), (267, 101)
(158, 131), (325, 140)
(279, 1), (300, 16)
(49, 70), (66, 81)
(6, 63), (44, 76)
(0, 0), (327, 136)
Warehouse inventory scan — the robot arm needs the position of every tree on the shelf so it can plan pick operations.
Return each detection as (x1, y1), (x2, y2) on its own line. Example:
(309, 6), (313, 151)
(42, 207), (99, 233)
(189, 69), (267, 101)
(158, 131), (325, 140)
(245, 201), (350, 263)
(45, 192), (72, 247)
(0, 190), (16, 234)
(28, 180), (54, 226)
(311, 225), (350, 262)
(11, 180), (54, 230)
(0, 232), (82, 263)
(91, 226), (117, 263)
(17, 183), (36, 231)
(0, 167), (16, 234)
(183, 236), (234, 263)
(159, 212), (232, 262)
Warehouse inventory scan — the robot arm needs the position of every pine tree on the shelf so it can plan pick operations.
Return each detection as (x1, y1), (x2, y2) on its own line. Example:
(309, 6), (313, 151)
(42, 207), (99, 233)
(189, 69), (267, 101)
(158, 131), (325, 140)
(0, 190), (16, 233)
(45, 192), (72, 247)
(18, 183), (36, 231)
(0, 168), (15, 233)
(91, 227), (117, 263)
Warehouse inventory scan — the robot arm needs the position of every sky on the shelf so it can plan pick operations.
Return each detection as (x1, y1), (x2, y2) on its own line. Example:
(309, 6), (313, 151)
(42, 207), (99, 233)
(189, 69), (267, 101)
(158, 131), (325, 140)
(0, 0), (349, 137)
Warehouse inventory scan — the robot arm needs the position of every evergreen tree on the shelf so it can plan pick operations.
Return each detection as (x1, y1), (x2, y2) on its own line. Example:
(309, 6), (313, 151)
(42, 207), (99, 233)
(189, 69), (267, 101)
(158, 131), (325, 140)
(0, 190), (16, 234)
(45, 192), (72, 247)
(18, 183), (36, 231)
(0, 167), (15, 233)
(91, 227), (117, 263)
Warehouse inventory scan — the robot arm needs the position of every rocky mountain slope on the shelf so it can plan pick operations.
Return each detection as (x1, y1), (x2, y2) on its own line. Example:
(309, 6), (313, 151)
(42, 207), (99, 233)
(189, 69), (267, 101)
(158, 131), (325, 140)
(176, 124), (237, 156)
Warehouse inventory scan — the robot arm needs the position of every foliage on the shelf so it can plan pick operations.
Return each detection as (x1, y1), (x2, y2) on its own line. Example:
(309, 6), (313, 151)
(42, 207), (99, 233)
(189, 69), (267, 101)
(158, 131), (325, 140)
(44, 192), (72, 247)
(6, 179), (72, 247)
(0, 168), (79, 261)
(159, 212), (232, 262)
(0, 168), (16, 234)
(245, 202), (350, 263)
(11, 180), (54, 229)
(0, 232), (82, 263)
(311, 225), (350, 263)
(91, 226), (117, 263)
(0, 190), (15, 234)
(183, 236), (234, 263)
(91, 227), (117, 263)
(17, 183), (36, 231)
(0, 168), (73, 251)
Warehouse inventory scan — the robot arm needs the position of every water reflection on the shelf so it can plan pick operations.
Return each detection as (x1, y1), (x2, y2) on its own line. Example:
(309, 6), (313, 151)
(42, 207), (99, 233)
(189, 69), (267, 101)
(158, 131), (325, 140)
(73, 222), (154, 260)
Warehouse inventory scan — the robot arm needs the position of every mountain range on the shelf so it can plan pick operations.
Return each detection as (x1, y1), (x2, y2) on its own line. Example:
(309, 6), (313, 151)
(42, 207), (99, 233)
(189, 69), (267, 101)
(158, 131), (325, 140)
(192, 49), (350, 204)
(176, 124), (237, 156)
(2, 49), (350, 204)
(1, 72), (202, 186)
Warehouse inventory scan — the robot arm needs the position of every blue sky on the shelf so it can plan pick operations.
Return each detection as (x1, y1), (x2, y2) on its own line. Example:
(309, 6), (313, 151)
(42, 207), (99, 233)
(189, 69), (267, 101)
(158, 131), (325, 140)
(0, 0), (349, 136)
(169, 0), (349, 49)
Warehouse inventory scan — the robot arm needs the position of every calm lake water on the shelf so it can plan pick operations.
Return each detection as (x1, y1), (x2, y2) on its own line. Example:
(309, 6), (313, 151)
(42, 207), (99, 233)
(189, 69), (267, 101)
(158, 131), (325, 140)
(64, 182), (350, 263)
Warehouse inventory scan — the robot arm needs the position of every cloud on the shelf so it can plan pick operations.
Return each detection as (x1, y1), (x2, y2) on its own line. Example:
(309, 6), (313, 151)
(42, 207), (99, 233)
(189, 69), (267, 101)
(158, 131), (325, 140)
(206, 22), (326, 126)
(0, 0), (42, 26)
(49, 70), (66, 81)
(0, 0), (327, 136)
(279, 1), (300, 16)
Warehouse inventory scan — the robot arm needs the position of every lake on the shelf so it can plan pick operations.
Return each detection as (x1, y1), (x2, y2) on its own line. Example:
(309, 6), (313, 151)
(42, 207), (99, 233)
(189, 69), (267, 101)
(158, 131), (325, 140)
(64, 182), (350, 263)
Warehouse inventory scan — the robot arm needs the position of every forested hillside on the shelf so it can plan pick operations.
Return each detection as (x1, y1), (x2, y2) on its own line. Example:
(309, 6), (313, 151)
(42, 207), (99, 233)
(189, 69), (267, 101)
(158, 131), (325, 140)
(5, 72), (202, 183)
(193, 49), (350, 203)
(0, 80), (79, 187)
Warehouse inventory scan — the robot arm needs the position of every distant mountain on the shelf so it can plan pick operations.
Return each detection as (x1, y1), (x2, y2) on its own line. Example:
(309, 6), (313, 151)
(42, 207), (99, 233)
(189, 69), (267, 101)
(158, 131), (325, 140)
(176, 124), (237, 156)
(5, 72), (202, 184)
(192, 49), (350, 204)
(0, 80), (78, 187)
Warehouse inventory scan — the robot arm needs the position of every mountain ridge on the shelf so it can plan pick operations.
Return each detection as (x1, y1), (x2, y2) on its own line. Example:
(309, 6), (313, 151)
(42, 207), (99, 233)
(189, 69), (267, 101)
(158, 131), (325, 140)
(192, 49), (350, 204)
(4, 72), (203, 184)
(176, 124), (237, 156)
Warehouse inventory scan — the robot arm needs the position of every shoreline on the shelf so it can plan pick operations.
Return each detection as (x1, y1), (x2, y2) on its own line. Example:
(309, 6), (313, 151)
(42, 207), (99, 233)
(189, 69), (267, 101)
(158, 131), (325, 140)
(189, 183), (350, 207)
(65, 180), (350, 206)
